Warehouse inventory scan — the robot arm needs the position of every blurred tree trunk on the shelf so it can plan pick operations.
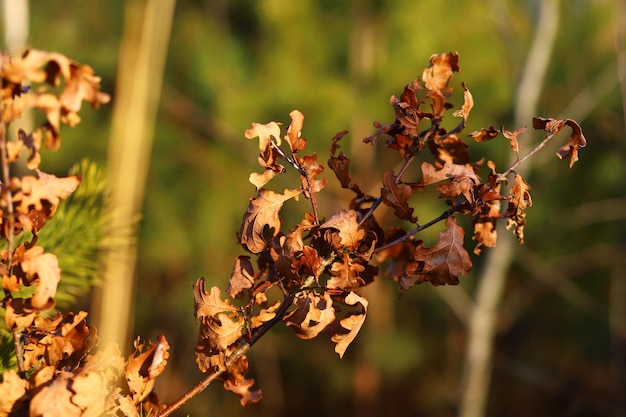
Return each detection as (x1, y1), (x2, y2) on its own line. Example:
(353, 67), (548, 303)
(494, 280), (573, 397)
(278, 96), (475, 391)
(458, 1), (560, 416)
(94, 0), (176, 353)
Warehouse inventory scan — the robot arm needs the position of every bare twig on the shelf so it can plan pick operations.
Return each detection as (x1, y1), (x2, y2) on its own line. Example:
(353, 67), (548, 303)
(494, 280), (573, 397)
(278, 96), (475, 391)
(373, 207), (457, 253)
(495, 132), (555, 181)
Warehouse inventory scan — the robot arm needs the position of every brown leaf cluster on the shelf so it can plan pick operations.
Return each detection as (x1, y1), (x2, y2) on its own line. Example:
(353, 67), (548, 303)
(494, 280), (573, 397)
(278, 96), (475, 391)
(0, 50), (172, 417)
(198, 51), (587, 407)
(0, 313), (170, 417)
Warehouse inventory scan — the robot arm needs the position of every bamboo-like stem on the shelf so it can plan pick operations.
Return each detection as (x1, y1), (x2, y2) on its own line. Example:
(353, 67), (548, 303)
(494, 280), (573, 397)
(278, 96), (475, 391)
(95, 0), (176, 352)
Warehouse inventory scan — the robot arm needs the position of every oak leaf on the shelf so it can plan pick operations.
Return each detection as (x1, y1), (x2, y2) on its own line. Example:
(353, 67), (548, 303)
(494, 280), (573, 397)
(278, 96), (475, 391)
(20, 245), (61, 310)
(468, 126), (499, 142)
(284, 292), (336, 340)
(285, 110), (307, 152)
(381, 170), (416, 222)
(227, 256), (255, 298)
(194, 278), (244, 358)
(223, 355), (262, 407)
(416, 162), (479, 189)
(0, 370), (27, 416)
(245, 120), (282, 153)
(239, 188), (301, 253)
(452, 82), (474, 121)
(328, 131), (364, 197)
(401, 216), (472, 289)
(501, 126), (527, 154)
(320, 210), (365, 251)
(422, 52), (459, 92)
(250, 301), (281, 328)
(505, 173), (532, 243)
(71, 370), (108, 417)
(327, 254), (377, 291)
(532, 117), (586, 167)
(126, 336), (170, 402)
(326, 292), (368, 358)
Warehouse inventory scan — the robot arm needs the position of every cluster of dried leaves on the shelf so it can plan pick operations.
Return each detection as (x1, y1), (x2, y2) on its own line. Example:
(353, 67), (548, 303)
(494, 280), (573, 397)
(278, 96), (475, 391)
(0, 50), (170, 416)
(191, 52), (586, 407)
(0, 50), (586, 416)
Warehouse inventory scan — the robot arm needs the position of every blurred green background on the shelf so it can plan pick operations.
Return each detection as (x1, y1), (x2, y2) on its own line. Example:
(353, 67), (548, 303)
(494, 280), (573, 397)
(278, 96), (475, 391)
(4, 0), (625, 416)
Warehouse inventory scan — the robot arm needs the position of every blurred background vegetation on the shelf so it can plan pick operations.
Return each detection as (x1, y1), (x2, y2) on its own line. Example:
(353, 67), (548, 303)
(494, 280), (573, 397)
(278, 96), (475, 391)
(2, 0), (625, 416)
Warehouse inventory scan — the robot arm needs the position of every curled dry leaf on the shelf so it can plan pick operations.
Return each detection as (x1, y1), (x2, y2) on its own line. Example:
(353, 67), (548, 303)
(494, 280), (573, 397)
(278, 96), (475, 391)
(227, 256), (256, 298)
(505, 173), (532, 243)
(319, 210), (365, 251)
(401, 216), (472, 289)
(285, 110), (307, 152)
(422, 51), (459, 92)
(452, 82), (474, 122)
(245, 120), (282, 153)
(20, 245), (61, 310)
(239, 188), (302, 253)
(327, 292), (368, 359)
(381, 170), (417, 222)
(0, 370), (27, 415)
(532, 117), (587, 167)
(284, 291), (336, 340)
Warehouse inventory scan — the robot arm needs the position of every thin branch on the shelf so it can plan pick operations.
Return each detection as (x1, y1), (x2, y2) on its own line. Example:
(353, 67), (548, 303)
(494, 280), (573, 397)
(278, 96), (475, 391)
(157, 292), (295, 417)
(270, 141), (321, 223)
(358, 154), (416, 227)
(495, 132), (555, 181)
(157, 365), (226, 417)
(373, 207), (456, 253)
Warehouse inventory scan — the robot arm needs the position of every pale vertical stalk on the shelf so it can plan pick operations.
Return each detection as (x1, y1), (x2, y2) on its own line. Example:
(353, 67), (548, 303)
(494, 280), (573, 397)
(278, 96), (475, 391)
(458, 1), (560, 417)
(2, 0), (29, 54)
(2, 0), (32, 142)
(95, 0), (176, 352)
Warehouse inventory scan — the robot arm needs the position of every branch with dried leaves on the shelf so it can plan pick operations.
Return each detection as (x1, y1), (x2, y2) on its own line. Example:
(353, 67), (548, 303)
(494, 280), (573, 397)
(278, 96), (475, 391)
(165, 51), (586, 410)
(0, 50), (586, 416)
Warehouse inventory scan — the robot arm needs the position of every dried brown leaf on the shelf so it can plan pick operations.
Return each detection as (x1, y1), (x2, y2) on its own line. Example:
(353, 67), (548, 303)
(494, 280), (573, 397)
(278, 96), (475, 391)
(532, 117), (587, 167)
(401, 216), (472, 288)
(328, 292), (368, 358)
(284, 292), (336, 339)
(0, 370), (27, 416)
(285, 110), (307, 152)
(422, 52), (459, 92)
(239, 188), (301, 253)
(452, 82), (473, 121)
(245, 121), (282, 153)
(505, 173), (532, 243)
(20, 245), (61, 310)
(227, 256), (255, 298)
(320, 210), (365, 251)
(381, 170), (416, 222)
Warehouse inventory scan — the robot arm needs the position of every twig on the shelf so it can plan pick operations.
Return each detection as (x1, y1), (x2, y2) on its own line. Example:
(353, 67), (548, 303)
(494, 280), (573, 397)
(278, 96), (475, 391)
(373, 207), (456, 253)
(270, 141), (320, 223)
(495, 132), (555, 182)
(157, 292), (295, 417)
(358, 154), (416, 227)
